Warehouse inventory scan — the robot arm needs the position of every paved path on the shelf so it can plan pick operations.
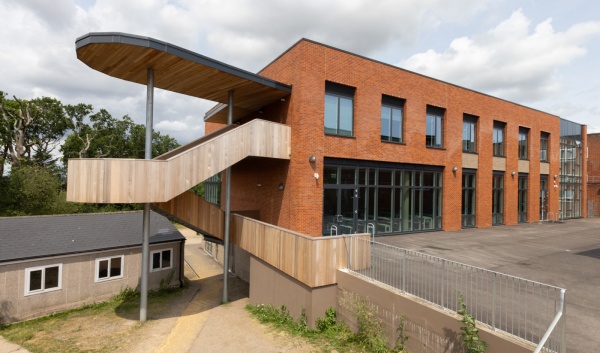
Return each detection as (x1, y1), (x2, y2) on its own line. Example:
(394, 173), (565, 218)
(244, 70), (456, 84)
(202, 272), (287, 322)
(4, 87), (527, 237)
(376, 217), (600, 353)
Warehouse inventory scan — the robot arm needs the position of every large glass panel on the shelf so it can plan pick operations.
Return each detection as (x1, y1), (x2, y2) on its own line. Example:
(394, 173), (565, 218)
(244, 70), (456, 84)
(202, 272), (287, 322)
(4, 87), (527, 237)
(391, 108), (402, 142)
(423, 172), (434, 186)
(357, 187), (368, 233)
(379, 170), (392, 185)
(559, 119), (583, 219)
(340, 189), (355, 234)
(322, 189), (338, 235)
(161, 250), (171, 268)
(519, 127), (529, 160)
(340, 168), (355, 184)
(492, 174), (504, 225)
(462, 115), (477, 152)
(377, 188), (392, 233)
(324, 94), (338, 135)
(462, 172), (476, 228)
(152, 252), (161, 269)
(426, 106), (444, 148)
(493, 122), (505, 156)
(98, 259), (109, 279)
(540, 132), (549, 162)
(403, 188), (413, 231)
(393, 188), (402, 232)
(381, 106), (391, 141)
(323, 166), (338, 184)
(518, 175), (528, 223)
(540, 176), (548, 220)
(422, 189), (434, 230)
(338, 97), (353, 136)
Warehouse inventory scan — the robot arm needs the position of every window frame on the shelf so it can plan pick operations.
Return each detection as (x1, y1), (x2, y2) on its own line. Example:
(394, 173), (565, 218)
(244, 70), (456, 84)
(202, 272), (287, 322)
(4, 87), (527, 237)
(493, 121), (505, 157)
(462, 114), (478, 153)
(24, 264), (62, 296)
(540, 132), (549, 162)
(380, 95), (404, 143)
(518, 127), (529, 160)
(425, 106), (445, 148)
(324, 82), (355, 137)
(150, 248), (173, 272)
(95, 255), (124, 282)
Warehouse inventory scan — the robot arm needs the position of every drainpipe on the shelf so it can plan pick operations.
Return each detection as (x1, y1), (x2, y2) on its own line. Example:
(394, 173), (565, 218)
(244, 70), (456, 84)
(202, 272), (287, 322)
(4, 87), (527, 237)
(179, 237), (185, 288)
(140, 68), (154, 322)
(223, 90), (233, 303)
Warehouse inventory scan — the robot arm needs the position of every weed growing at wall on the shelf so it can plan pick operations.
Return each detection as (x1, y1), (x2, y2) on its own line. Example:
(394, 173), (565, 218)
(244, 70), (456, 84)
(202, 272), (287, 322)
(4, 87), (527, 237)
(457, 292), (488, 353)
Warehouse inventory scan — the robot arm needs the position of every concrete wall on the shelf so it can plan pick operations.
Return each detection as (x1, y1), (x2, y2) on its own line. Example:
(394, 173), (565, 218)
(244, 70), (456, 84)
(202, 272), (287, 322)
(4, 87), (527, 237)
(0, 242), (183, 324)
(337, 270), (535, 353)
(248, 256), (337, 328)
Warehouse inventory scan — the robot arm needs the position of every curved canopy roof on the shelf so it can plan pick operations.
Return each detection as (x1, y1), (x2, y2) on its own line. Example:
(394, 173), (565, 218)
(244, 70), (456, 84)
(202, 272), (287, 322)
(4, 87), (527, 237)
(76, 32), (291, 123)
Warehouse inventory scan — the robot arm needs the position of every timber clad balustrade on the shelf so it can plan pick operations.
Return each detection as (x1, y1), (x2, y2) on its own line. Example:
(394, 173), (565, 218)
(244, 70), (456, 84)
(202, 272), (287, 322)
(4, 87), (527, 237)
(231, 215), (371, 287)
(152, 191), (225, 239)
(66, 119), (291, 203)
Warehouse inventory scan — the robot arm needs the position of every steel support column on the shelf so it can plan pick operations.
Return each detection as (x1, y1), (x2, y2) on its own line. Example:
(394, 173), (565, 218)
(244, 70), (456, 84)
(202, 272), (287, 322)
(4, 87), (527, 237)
(140, 68), (154, 322)
(222, 90), (233, 303)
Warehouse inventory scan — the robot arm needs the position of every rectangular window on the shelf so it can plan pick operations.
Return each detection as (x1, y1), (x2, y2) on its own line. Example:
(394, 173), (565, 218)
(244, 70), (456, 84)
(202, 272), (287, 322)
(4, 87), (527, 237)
(493, 121), (505, 157)
(25, 264), (62, 295)
(540, 132), (549, 162)
(492, 173), (504, 225)
(151, 249), (173, 272)
(462, 171), (476, 228)
(518, 174), (528, 223)
(519, 127), (529, 160)
(462, 114), (477, 153)
(426, 106), (444, 148)
(381, 95), (404, 143)
(95, 255), (124, 282)
(324, 82), (354, 137)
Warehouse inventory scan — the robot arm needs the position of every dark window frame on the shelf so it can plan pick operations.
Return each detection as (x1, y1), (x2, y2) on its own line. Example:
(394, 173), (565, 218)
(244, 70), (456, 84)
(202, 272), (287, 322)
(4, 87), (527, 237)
(380, 95), (404, 143)
(324, 82), (355, 137)
(519, 127), (529, 160)
(462, 170), (476, 228)
(426, 106), (445, 148)
(492, 172), (504, 225)
(518, 174), (528, 223)
(540, 132), (549, 162)
(462, 114), (478, 153)
(493, 121), (505, 157)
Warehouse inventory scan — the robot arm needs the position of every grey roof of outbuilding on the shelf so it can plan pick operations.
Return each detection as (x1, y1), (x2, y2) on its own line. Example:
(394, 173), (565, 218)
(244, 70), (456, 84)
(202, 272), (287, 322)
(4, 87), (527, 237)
(0, 211), (184, 263)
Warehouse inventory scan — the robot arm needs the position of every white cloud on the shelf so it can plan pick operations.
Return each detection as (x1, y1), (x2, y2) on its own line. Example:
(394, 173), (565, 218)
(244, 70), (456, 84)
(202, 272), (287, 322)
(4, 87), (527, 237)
(400, 9), (600, 103)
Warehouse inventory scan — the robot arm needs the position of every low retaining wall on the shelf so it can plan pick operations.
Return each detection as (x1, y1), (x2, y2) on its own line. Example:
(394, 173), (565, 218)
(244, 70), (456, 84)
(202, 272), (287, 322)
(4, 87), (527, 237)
(337, 270), (535, 353)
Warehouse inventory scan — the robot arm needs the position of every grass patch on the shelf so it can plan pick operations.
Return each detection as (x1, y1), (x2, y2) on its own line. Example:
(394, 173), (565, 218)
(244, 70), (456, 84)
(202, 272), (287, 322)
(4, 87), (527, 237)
(246, 302), (408, 353)
(0, 285), (186, 353)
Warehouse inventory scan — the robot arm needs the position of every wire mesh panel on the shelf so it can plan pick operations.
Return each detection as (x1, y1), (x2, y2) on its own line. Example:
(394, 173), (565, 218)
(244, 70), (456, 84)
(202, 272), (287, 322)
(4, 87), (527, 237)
(346, 237), (566, 352)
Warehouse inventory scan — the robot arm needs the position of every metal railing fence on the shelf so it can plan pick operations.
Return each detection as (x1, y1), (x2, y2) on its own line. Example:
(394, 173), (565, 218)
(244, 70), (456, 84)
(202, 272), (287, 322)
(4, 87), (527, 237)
(345, 237), (566, 352)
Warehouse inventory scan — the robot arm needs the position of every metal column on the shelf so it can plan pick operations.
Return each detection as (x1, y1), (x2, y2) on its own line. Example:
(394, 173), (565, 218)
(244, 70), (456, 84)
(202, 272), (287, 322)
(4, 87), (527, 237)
(222, 90), (233, 303)
(140, 68), (154, 322)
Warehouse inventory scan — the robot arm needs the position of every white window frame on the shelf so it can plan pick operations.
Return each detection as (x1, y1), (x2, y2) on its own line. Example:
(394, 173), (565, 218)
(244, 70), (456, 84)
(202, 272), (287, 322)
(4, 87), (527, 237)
(24, 264), (62, 296)
(95, 255), (124, 282)
(150, 248), (173, 272)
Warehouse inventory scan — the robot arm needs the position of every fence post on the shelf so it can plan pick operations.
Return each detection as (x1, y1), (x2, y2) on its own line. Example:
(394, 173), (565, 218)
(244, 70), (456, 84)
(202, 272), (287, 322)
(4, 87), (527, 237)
(402, 249), (407, 293)
(441, 259), (445, 308)
(561, 289), (567, 353)
(492, 272), (497, 330)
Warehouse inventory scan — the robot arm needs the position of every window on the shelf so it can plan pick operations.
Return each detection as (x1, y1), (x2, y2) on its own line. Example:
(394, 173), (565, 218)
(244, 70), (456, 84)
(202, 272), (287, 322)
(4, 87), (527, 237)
(25, 264), (62, 295)
(95, 255), (123, 282)
(151, 249), (172, 271)
(492, 173), (504, 225)
(462, 171), (476, 228)
(518, 174), (528, 223)
(426, 106), (444, 148)
(540, 132), (549, 162)
(519, 127), (529, 159)
(462, 114), (477, 153)
(381, 95), (404, 143)
(324, 82), (354, 137)
(493, 121), (505, 156)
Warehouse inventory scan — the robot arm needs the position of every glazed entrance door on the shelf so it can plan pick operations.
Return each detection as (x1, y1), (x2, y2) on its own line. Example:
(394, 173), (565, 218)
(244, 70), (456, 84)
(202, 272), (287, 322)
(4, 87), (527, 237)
(322, 187), (359, 235)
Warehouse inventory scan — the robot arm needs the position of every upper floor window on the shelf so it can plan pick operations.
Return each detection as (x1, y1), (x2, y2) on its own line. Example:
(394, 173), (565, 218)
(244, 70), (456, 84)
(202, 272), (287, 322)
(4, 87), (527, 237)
(426, 106), (444, 148)
(519, 127), (529, 160)
(462, 114), (478, 153)
(95, 255), (124, 282)
(25, 264), (62, 296)
(540, 132), (549, 162)
(324, 82), (354, 137)
(381, 95), (404, 143)
(493, 121), (505, 157)
(151, 249), (173, 272)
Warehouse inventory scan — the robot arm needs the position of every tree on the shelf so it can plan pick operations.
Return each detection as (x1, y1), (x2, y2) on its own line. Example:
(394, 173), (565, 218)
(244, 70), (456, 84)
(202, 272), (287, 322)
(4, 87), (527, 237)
(61, 110), (180, 164)
(0, 93), (71, 173)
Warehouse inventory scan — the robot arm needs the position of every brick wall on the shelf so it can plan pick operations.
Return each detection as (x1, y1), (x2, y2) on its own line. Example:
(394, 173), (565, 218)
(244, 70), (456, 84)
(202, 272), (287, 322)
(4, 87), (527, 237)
(213, 39), (566, 236)
(588, 133), (600, 216)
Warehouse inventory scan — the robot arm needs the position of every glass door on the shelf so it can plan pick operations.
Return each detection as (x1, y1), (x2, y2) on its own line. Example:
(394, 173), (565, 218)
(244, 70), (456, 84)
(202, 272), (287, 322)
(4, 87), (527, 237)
(322, 187), (358, 235)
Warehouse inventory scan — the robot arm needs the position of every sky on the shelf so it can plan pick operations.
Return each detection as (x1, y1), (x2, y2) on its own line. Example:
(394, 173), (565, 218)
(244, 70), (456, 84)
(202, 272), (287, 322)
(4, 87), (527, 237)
(1, 0), (599, 146)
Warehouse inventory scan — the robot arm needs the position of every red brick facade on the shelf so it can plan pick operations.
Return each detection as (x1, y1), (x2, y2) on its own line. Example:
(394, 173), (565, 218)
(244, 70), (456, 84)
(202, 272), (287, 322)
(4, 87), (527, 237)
(588, 133), (600, 217)
(210, 39), (578, 236)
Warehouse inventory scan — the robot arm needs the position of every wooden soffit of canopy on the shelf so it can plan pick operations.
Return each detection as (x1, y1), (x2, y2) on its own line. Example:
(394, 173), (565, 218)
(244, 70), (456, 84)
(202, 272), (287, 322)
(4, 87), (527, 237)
(76, 32), (291, 124)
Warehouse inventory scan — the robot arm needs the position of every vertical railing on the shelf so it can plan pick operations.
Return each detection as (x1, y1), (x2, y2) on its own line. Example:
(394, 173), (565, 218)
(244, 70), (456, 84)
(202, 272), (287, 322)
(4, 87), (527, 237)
(345, 237), (566, 351)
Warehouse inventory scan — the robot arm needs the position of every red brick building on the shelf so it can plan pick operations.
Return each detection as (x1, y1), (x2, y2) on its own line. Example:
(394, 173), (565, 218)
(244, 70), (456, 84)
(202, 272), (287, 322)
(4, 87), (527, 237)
(588, 133), (600, 217)
(205, 39), (587, 236)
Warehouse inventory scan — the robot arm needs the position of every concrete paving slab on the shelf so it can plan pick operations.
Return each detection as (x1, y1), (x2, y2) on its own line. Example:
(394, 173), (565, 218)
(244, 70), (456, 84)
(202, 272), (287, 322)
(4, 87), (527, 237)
(376, 218), (600, 353)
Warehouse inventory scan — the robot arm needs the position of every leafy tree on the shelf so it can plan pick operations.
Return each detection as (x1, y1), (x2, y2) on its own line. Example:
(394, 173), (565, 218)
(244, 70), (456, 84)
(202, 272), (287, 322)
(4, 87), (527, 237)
(0, 93), (71, 173)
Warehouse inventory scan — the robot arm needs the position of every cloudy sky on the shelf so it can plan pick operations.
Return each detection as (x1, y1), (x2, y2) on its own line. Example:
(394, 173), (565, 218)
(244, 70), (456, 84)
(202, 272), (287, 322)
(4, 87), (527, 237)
(1, 0), (599, 145)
